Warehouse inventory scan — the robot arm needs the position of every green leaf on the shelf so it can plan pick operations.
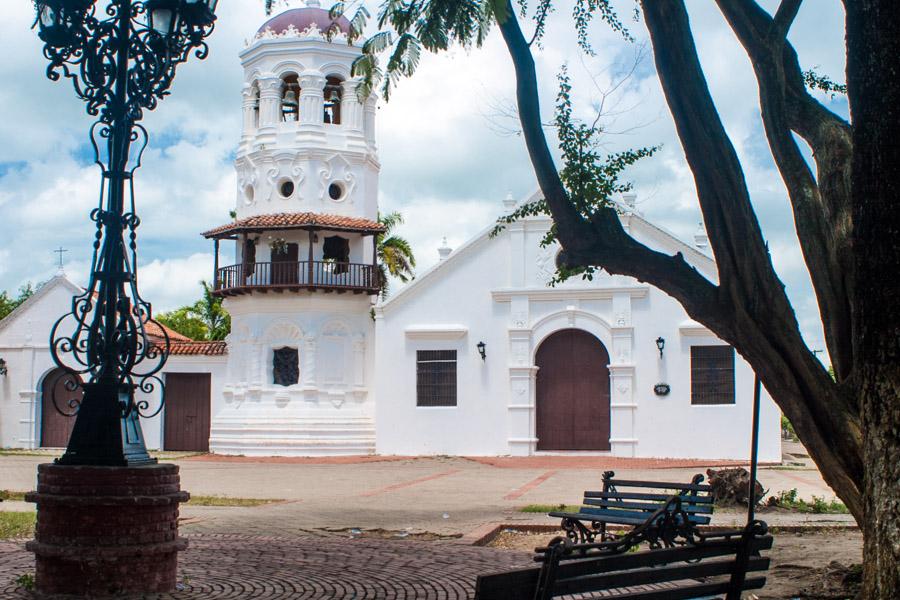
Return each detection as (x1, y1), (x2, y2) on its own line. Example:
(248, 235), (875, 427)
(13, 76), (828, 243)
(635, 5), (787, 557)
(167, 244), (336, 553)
(363, 30), (394, 54)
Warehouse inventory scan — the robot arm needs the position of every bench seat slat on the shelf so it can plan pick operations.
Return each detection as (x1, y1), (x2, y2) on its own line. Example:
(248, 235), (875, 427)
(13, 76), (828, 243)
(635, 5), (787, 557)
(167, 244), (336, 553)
(549, 509), (711, 526)
(549, 511), (653, 526)
(575, 507), (711, 524)
(555, 556), (770, 596)
(603, 479), (712, 492)
(582, 498), (715, 514)
(584, 490), (714, 503)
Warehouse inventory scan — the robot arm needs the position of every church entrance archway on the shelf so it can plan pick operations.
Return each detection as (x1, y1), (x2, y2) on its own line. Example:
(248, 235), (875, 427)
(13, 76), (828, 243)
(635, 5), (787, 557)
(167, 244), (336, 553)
(535, 328), (611, 451)
(40, 368), (83, 448)
(164, 373), (211, 452)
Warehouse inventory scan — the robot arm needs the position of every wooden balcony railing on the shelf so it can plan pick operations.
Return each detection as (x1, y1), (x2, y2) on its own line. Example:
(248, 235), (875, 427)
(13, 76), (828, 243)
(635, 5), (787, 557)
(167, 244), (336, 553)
(214, 261), (380, 296)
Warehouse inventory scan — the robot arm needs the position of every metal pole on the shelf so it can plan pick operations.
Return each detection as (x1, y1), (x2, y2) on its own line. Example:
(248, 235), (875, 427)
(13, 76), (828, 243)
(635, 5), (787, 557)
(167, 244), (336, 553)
(747, 374), (762, 524)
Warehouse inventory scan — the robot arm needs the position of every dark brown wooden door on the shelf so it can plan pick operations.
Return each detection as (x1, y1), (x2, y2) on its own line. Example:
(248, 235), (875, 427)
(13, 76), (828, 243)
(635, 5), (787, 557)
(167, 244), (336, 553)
(272, 242), (299, 284)
(536, 329), (611, 451)
(164, 373), (211, 452)
(40, 369), (83, 448)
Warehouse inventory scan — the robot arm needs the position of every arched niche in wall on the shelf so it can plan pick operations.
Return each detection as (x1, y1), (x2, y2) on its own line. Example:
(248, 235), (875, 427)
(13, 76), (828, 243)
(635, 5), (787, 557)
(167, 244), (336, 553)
(324, 75), (343, 124)
(280, 72), (300, 122)
(264, 320), (305, 386)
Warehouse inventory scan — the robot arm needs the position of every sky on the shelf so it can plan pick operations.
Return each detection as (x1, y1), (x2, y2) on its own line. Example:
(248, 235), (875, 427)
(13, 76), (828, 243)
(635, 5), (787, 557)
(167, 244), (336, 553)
(0, 0), (847, 357)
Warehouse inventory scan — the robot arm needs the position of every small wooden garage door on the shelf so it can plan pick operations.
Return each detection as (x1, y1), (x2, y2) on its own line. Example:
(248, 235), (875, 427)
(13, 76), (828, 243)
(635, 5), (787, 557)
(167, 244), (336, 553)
(41, 368), (83, 448)
(164, 373), (211, 452)
(535, 329), (611, 451)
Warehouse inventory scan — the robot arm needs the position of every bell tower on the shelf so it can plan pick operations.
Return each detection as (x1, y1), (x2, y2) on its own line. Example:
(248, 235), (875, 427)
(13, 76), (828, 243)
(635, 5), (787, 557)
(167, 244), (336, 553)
(202, 1), (382, 456)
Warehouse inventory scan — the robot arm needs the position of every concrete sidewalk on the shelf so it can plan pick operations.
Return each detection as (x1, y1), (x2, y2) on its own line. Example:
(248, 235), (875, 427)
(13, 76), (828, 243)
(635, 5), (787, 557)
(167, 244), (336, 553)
(0, 445), (853, 537)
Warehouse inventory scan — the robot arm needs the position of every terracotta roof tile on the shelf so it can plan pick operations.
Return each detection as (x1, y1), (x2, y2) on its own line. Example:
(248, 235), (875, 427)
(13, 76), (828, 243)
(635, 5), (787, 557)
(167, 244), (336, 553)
(167, 341), (228, 356)
(203, 212), (385, 239)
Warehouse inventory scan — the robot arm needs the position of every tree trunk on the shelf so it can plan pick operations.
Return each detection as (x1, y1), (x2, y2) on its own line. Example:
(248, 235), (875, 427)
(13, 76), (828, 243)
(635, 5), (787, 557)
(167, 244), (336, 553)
(846, 1), (900, 596)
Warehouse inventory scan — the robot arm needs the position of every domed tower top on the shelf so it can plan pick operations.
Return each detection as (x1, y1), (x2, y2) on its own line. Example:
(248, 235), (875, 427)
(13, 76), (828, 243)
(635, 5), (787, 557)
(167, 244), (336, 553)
(203, 0), (382, 299)
(229, 0), (380, 225)
(257, 0), (352, 37)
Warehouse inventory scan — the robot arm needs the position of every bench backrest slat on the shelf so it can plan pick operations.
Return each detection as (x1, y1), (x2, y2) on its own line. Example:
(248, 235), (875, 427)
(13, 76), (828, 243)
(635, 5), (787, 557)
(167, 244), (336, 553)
(581, 498), (715, 514)
(584, 490), (714, 503)
(582, 576), (768, 600)
(555, 556), (770, 597)
(550, 536), (772, 579)
(474, 567), (538, 600)
(604, 478), (712, 492)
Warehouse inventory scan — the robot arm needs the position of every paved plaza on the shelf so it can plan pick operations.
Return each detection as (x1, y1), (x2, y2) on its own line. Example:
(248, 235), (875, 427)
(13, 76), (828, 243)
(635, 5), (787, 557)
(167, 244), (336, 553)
(0, 448), (853, 598)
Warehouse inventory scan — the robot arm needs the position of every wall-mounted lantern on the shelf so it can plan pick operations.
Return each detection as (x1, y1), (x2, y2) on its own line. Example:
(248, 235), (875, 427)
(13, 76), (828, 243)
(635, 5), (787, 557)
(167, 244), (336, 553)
(655, 336), (665, 358)
(477, 341), (487, 361)
(0, 358), (7, 376)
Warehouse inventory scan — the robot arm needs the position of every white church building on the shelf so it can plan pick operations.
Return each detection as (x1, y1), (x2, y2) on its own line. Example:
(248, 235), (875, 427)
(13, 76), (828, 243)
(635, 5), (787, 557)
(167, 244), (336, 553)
(0, 3), (781, 462)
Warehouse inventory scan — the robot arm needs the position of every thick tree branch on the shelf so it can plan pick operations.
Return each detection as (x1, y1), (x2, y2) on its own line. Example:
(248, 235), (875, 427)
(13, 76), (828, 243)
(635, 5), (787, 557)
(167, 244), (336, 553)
(772, 0), (803, 37)
(640, 1), (777, 299)
(716, 0), (855, 381)
(495, 1), (722, 320)
(640, 0), (863, 519)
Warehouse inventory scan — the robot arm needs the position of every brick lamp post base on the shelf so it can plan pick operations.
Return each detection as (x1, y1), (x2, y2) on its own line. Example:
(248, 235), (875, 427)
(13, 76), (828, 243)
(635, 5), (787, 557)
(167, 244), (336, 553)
(25, 463), (189, 596)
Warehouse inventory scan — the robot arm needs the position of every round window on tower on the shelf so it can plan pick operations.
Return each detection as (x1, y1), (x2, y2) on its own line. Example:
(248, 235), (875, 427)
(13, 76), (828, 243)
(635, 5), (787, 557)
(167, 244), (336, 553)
(279, 180), (295, 198)
(328, 182), (344, 201)
(244, 184), (255, 205)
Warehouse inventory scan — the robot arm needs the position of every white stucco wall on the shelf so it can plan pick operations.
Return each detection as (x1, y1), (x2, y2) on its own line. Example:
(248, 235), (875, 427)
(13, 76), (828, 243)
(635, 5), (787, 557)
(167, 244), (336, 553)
(374, 207), (782, 462)
(0, 276), (227, 451)
(212, 293), (376, 455)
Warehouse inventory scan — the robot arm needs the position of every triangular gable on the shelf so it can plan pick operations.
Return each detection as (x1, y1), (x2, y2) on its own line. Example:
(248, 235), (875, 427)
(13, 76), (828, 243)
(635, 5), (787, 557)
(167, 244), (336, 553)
(0, 275), (83, 336)
(380, 191), (717, 312)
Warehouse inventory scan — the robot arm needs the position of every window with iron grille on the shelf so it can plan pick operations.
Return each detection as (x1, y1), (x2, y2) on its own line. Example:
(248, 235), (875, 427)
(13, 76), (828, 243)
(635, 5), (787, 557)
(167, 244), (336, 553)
(273, 347), (299, 387)
(691, 345), (735, 405)
(416, 350), (457, 407)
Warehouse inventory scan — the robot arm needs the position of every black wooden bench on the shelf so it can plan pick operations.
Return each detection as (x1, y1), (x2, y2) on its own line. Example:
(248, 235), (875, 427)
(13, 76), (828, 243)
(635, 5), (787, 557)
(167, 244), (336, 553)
(475, 514), (772, 600)
(549, 470), (714, 544)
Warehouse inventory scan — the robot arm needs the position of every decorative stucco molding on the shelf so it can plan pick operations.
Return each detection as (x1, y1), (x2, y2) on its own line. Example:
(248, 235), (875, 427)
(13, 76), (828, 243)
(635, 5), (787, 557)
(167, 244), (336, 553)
(403, 325), (468, 340)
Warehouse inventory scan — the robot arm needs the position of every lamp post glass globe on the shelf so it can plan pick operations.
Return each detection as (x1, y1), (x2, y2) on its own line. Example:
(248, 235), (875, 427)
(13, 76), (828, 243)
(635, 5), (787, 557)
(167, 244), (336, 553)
(146, 0), (180, 35)
(36, 0), (92, 47)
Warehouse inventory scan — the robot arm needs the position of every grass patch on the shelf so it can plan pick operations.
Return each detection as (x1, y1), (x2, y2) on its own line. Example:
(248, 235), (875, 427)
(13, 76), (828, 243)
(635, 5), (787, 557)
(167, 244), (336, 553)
(519, 503), (582, 514)
(767, 488), (849, 514)
(0, 490), (27, 502)
(0, 512), (35, 539)
(0, 450), (57, 457)
(186, 495), (283, 507)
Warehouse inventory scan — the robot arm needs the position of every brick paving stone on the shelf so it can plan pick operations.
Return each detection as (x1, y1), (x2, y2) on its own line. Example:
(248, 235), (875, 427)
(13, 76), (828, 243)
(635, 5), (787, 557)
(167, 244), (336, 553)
(0, 535), (531, 599)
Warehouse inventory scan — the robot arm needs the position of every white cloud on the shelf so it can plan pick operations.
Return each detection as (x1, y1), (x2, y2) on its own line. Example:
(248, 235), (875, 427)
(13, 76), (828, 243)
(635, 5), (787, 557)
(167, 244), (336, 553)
(139, 253), (215, 313)
(0, 1), (846, 350)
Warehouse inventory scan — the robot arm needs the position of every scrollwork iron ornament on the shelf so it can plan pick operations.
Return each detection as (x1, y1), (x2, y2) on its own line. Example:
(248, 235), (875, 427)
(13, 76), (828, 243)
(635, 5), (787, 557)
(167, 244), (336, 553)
(36, 0), (217, 465)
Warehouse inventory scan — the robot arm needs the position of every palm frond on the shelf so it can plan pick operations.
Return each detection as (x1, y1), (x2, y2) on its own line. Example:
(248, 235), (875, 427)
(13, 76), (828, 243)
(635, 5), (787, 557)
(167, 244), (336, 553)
(363, 30), (394, 54)
(378, 211), (405, 234)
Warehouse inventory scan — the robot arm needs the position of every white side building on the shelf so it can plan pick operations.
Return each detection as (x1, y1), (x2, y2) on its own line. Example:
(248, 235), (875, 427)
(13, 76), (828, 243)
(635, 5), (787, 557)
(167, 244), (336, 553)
(0, 274), (227, 452)
(374, 194), (781, 462)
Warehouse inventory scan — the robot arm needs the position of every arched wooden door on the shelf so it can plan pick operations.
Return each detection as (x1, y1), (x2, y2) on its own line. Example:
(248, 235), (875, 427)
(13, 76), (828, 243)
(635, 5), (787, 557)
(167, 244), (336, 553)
(535, 329), (611, 451)
(40, 368), (83, 448)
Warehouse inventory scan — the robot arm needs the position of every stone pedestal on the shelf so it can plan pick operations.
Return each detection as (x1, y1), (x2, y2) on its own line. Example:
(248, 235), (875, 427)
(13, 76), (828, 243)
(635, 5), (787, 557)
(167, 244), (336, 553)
(25, 463), (189, 596)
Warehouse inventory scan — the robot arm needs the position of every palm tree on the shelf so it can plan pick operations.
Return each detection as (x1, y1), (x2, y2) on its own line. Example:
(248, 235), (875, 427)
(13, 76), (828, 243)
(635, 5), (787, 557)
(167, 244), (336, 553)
(193, 280), (231, 340)
(156, 281), (230, 341)
(377, 212), (415, 298)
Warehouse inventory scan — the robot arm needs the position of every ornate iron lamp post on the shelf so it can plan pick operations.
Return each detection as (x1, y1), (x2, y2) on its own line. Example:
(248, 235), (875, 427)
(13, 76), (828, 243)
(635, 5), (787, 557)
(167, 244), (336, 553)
(34, 0), (217, 466)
